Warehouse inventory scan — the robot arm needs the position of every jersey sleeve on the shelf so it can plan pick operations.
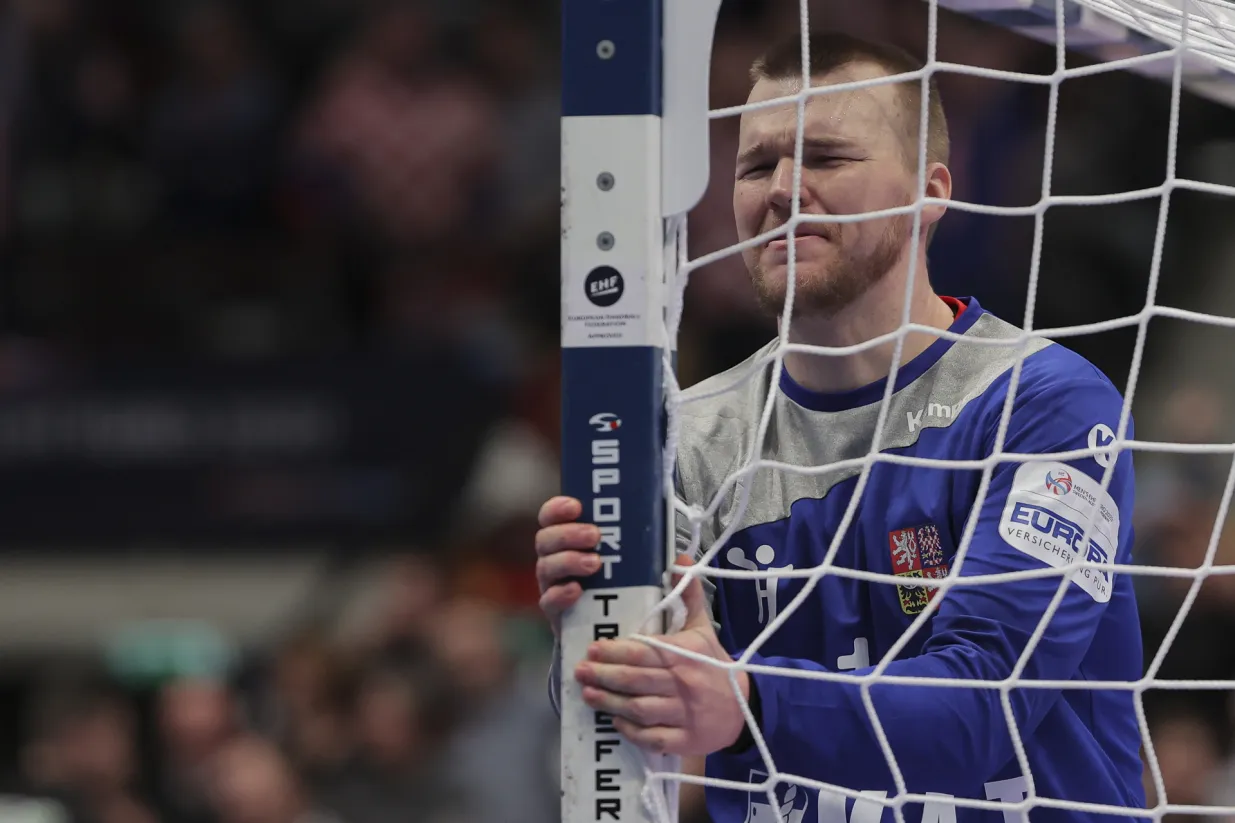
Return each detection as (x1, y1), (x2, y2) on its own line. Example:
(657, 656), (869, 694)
(717, 371), (1135, 796)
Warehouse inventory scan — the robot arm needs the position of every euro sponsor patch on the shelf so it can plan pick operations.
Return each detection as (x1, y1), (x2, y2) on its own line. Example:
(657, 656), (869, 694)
(998, 461), (1120, 603)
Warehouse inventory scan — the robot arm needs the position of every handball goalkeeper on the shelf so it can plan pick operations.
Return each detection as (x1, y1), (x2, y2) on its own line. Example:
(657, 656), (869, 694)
(537, 31), (1144, 823)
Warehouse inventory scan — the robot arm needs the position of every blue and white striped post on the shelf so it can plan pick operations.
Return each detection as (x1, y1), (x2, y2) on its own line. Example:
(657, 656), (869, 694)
(559, 1), (719, 821)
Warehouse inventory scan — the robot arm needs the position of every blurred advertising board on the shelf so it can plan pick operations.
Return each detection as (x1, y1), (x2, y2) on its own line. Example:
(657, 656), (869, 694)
(0, 350), (501, 548)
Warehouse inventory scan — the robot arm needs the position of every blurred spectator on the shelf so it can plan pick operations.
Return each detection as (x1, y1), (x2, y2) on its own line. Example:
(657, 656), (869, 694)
(333, 551), (451, 659)
(22, 680), (158, 823)
(370, 554), (447, 652)
(372, 246), (521, 359)
(1148, 711), (1224, 823)
(10, 0), (153, 241)
(210, 735), (342, 823)
(294, 2), (498, 247)
(423, 598), (506, 700)
(318, 656), (472, 823)
(155, 677), (239, 823)
(262, 632), (357, 784)
(427, 597), (558, 823)
(1137, 383), (1230, 531)
(470, 4), (557, 240)
(147, 1), (280, 232)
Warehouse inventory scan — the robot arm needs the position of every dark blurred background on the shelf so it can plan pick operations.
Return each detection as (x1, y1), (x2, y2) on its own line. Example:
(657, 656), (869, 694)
(1, 0), (1235, 821)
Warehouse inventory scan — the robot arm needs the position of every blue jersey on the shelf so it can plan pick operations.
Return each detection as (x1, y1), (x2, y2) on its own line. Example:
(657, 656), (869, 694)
(674, 298), (1144, 823)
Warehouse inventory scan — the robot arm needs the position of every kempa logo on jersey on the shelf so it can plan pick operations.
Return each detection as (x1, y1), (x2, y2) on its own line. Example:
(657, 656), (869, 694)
(588, 412), (623, 579)
(1088, 422), (1116, 468)
(906, 401), (963, 433)
(584, 266), (624, 308)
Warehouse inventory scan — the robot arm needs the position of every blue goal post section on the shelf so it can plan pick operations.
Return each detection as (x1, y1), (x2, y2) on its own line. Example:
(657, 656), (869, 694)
(559, 1), (720, 821)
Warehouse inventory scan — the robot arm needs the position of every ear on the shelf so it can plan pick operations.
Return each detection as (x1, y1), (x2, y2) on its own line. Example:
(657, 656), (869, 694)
(919, 161), (952, 235)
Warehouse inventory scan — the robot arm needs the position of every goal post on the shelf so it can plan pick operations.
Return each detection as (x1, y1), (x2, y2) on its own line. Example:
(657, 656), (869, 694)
(558, 1), (720, 822)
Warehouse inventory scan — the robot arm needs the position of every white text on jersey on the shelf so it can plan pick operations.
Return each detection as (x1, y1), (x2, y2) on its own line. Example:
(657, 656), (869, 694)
(907, 402), (964, 433)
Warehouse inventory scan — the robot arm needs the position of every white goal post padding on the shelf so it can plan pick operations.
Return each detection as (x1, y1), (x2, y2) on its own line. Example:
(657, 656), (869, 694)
(559, 0), (1235, 821)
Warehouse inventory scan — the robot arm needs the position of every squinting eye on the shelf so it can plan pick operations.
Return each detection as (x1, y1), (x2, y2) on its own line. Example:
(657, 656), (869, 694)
(740, 165), (771, 178)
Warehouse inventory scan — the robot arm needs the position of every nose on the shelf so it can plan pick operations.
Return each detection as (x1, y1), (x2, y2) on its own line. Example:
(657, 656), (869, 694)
(767, 156), (812, 213)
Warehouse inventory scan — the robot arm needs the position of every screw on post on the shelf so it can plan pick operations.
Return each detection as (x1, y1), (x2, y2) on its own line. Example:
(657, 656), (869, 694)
(597, 232), (615, 251)
(596, 172), (615, 191)
(596, 39), (615, 59)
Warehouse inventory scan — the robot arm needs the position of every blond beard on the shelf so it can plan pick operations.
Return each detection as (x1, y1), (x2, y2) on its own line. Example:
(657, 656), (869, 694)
(751, 215), (911, 320)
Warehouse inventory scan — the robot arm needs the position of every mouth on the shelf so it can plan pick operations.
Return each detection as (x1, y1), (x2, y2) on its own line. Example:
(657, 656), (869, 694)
(763, 223), (833, 248)
(765, 233), (830, 252)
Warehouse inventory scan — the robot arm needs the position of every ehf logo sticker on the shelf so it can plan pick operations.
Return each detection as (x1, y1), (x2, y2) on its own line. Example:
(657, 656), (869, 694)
(584, 266), (624, 307)
(589, 412), (621, 432)
(1044, 469), (1073, 496)
(744, 771), (807, 823)
(888, 524), (950, 615)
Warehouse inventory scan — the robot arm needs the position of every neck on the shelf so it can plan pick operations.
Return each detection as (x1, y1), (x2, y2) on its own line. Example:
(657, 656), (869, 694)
(781, 250), (956, 394)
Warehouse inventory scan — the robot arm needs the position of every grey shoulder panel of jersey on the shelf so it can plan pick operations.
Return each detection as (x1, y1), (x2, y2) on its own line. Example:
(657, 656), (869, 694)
(672, 312), (1051, 538)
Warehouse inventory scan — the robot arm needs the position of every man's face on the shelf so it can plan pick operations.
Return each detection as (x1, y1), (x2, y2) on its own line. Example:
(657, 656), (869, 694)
(733, 62), (921, 319)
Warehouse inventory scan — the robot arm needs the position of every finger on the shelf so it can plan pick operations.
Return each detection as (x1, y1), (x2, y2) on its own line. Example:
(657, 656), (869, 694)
(669, 553), (697, 582)
(539, 582), (583, 622)
(535, 523), (601, 558)
(538, 496), (582, 528)
(581, 687), (684, 728)
(588, 638), (668, 667)
(536, 550), (601, 592)
(679, 574), (711, 631)
(612, 717), (689, 756)
(575, 661), (676, 697)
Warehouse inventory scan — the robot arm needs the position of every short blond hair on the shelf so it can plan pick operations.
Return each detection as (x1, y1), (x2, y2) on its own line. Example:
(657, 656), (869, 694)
(751, 30), (950, 167)
(751, 31), (950, 242)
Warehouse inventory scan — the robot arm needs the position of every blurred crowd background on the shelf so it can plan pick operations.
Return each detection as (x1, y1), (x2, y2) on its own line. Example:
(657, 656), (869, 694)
(1, 0), (1235, 821)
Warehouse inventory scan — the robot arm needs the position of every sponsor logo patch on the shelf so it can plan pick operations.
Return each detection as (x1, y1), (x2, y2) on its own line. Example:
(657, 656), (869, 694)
(998, 461), (1120, 603)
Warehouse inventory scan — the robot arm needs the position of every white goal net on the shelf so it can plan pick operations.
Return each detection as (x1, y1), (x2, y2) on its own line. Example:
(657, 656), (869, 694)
(559, 0), (1235, 821)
